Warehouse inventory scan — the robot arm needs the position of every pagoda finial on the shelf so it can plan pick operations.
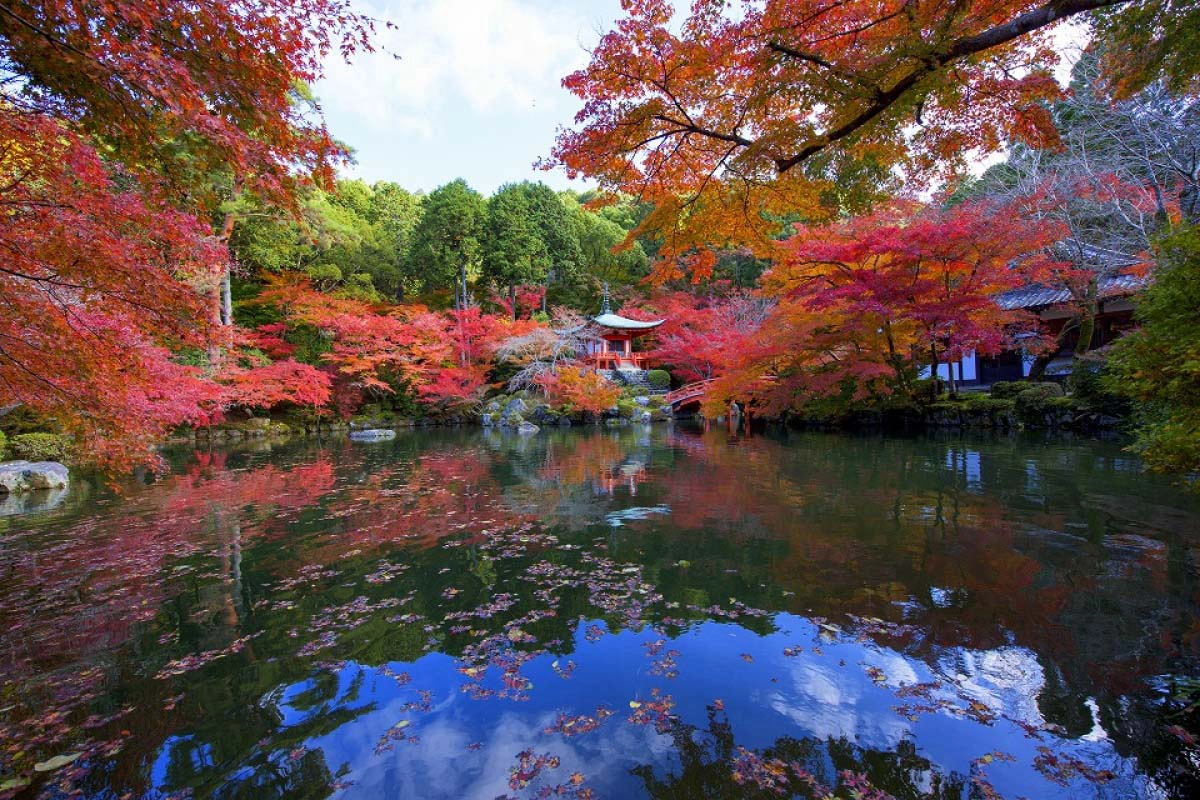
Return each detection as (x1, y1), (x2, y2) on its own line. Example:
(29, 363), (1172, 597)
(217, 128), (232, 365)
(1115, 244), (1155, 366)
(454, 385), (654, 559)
(600, 282), (611, 315)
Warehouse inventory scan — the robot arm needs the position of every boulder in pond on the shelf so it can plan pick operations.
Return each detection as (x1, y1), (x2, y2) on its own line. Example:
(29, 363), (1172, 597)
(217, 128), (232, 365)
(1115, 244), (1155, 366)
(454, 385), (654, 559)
(0, 461), (70, 494)
(517, 421), (540, 435)
(349, 429), (396, 442)
(503, 397), (527, 418)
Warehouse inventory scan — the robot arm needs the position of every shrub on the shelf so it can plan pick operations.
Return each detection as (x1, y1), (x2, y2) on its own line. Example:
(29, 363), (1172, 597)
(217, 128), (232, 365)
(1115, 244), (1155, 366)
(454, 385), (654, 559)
(10, 432), (73, 463)
(647, 369), (671, 390)
(535, 366), (621, 414)
(962, 395), (1015, 413)
(1015, 385), (1075, 423)
(1068, 359), (1129, 417)
(989, 381), (1024, 399)
(1105, 226), (1200, 475)
(0, 430), (6, 460)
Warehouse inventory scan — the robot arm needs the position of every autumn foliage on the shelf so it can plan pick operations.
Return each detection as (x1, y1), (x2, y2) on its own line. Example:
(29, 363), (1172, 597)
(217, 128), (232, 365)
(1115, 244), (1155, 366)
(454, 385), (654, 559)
(535, 367), (621, 414)
(700, 201), (1063, 414)
(0, 0), (378, 468)
(252, 279), (535, 412)
(550, 0), (1113, 274)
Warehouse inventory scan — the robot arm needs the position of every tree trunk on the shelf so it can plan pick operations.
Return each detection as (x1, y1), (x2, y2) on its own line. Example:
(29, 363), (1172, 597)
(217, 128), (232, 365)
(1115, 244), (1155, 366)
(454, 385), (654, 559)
(459, 262), (468, 310)
(221, 268), (233, 326)
(929, 342), (940, 401)
(209, 179), (242, 368)
(1074, 304), (1097, 357)
(1073, 279), (1099, 360)
(510, 283), (517, 321)
(1181, 180), (1199, 226)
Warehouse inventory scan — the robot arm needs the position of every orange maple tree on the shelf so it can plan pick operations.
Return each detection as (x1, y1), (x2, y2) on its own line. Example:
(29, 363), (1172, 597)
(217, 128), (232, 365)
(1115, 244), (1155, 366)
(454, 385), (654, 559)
(535, 366), (621, 414)
(550, 0), (1127, 273)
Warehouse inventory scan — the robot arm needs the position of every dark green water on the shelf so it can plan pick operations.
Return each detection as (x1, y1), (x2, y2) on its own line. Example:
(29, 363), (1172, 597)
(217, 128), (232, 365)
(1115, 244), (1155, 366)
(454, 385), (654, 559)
(2, 425), (1199, 799)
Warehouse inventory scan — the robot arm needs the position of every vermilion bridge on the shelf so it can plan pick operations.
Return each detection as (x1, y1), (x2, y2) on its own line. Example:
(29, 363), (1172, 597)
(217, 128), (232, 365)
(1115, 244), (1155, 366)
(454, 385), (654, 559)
(663, 379), (715, 410)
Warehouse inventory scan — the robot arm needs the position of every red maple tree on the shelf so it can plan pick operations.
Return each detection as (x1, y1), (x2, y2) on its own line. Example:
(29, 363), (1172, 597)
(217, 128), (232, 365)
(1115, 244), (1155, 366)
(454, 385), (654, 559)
(0, 0), (378, 467)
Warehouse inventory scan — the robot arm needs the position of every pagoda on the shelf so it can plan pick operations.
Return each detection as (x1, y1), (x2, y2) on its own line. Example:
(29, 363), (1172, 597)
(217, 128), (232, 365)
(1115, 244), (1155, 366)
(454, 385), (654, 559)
(577, 285), (665, 372)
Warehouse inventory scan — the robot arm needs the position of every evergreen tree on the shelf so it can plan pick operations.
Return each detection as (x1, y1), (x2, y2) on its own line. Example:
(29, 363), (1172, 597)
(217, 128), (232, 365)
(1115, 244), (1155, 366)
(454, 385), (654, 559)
(406, 179), (486, 305)
(482, 183), (550, 317)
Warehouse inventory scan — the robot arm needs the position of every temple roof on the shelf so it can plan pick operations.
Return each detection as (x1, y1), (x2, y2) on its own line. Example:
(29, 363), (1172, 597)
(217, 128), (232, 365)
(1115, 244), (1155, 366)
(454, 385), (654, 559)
(591, 312), (665, 331)
(995, 273), (1147, 310)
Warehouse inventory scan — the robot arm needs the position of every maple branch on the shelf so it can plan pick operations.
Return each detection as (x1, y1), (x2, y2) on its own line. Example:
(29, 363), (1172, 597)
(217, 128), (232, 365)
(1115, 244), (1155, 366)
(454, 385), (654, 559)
(772, 0), (1130, 173)
(651, 114), (754, 149)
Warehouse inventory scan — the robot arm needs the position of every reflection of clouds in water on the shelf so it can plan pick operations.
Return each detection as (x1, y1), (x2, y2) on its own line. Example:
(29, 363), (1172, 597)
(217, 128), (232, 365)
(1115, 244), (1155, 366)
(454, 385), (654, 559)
(768, 659), (913, 746)
(939, 646), (1046, 727)
(319, 696), (669, 799)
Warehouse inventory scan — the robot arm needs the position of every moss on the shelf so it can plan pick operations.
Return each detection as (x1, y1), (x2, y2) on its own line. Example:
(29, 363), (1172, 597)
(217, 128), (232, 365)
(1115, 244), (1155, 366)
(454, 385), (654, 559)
(10, 432), (73, 463)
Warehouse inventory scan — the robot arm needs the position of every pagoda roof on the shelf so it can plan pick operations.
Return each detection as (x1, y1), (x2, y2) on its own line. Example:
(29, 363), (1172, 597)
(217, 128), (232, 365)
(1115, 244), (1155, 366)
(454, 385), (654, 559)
(591, 312), (665, 331)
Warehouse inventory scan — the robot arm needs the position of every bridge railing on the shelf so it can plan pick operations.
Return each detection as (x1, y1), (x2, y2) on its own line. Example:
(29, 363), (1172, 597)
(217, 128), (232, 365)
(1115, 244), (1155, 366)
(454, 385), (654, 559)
(663, 379), (715, 406)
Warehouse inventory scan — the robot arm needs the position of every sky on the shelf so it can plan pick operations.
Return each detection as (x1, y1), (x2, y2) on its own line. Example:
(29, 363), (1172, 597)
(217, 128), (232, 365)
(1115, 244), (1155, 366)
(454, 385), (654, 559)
(316, 0), (624, 196)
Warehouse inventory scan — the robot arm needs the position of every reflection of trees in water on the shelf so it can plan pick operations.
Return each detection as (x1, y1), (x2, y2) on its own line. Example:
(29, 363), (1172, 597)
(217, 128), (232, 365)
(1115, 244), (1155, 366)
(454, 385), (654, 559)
(632, 704), (966, 800)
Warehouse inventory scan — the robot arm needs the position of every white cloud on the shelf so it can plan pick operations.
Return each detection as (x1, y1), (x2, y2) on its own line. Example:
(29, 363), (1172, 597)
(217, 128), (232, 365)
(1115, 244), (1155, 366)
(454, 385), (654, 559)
(318, 0), (608, 143)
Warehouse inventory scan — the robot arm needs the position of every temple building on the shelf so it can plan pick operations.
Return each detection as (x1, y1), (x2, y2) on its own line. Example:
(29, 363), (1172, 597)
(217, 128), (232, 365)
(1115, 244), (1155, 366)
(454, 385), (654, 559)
(926, 241), (1146, 387)
(574, 288), (664, 373)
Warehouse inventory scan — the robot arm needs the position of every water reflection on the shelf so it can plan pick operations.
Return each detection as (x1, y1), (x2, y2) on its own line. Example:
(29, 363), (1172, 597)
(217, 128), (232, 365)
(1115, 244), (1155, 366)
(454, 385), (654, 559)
(1, 425), (1198, 799)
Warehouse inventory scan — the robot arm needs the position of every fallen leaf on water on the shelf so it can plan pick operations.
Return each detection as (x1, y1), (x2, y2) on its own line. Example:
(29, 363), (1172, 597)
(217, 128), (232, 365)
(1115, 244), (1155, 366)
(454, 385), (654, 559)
(34, 752), (81, 772)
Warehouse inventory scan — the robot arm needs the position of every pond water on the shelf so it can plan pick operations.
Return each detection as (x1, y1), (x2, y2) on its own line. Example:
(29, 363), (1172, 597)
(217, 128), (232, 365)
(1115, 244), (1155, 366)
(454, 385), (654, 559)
(2, 425), (1200, 799)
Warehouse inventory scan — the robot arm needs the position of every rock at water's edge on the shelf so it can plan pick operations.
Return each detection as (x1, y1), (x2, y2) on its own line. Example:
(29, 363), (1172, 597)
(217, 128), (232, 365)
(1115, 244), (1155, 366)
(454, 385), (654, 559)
(349, 429), (397, 442)
(0, 461), (70, 494)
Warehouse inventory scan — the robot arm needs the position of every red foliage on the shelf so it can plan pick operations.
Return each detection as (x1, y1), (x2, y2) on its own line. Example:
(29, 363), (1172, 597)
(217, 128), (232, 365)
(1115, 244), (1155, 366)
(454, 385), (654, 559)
(624, 290), (770, 383)
(1, 0), (378, 468)
(0, 115), (225, 470)
(255, 279), (536, 410)
(491, 284), (548, 320)
(549, 0), (1082, 271)
(707, 200), (1063, 413)
(216, 359), (332, 414)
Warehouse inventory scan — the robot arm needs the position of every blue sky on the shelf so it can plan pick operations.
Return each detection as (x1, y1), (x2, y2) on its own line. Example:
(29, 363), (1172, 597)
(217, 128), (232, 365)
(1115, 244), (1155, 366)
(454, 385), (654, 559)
(316, 0), (624, 196)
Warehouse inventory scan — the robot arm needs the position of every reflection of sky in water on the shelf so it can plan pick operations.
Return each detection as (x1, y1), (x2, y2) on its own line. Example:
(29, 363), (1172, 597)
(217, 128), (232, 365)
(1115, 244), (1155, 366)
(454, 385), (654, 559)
(184, 616), (1157, 800)
(604, 505), (671, 527)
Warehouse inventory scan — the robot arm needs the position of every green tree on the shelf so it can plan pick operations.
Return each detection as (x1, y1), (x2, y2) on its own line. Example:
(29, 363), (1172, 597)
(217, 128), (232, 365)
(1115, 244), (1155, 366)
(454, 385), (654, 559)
(570, 201), (649, 291)
(364, 181), (424, 298)
(228, 185), (388, 301)
(482, 183), (549, 317)
(523, 183), (583, 307)
(406, 179), (486, 306)
(1106, 226), (1200, 479)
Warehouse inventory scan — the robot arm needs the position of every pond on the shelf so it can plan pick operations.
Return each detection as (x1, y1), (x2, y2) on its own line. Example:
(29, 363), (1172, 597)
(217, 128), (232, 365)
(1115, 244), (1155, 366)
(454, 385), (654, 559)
(2, 425), (1199, 799)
